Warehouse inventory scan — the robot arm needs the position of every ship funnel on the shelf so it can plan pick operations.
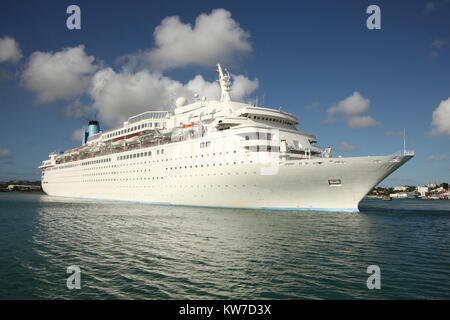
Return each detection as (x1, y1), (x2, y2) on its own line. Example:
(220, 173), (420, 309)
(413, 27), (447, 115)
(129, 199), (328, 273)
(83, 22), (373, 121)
(88, 120), (100, 137)
(82, 128), (88, 145)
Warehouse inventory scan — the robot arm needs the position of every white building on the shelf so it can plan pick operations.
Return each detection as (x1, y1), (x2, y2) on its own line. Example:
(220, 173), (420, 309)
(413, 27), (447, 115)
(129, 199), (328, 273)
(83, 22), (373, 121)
(390, 192), (408, 199)
(417, 186), (429, 197)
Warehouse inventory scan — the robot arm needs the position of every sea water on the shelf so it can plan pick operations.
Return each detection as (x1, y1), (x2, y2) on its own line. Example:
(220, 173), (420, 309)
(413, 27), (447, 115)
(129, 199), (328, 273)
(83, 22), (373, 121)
(0, 193), (449, 299)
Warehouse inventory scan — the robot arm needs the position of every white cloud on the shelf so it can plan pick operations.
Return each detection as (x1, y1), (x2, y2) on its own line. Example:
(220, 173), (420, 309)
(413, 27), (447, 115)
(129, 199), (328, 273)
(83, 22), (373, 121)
(328, 92), (370, 117)
(335, 142), (360, 152)
(0, 148), (12, 158)
(230, 74), (259, 101)
(0, 36), (22, 63)
(63, 99), (93, 119)
(21, 45), (98, 102)
(429, 38), (448, 59)
(423, 1), (436, 13)
(432, 39), (447, 49)
(423, 1), (450, 14)
(89, 68), (183, 125)
(429, 51), (439, 59)
(122, 9), (252, 71)
(348, 115), (380, 128)
(431, 97), (450, 135)
(19, 9), (257, 126)
(69, 128), (85, 142)
(184, 75), (220, 100)
(326, 92), (380, 128)
(179, 72), (258, 104)
(304, 102), (321, 112)
(89, 67), (258, 126)
(426, 155), (449, 162)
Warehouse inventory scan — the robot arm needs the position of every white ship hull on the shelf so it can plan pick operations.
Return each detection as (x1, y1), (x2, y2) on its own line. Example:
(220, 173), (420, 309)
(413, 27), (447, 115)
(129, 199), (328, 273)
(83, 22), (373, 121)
(41, 143), (412, 212)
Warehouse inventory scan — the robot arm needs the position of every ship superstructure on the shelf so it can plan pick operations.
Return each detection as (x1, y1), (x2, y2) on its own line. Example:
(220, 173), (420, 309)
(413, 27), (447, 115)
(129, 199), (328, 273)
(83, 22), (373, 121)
(39, 64), (414, 212)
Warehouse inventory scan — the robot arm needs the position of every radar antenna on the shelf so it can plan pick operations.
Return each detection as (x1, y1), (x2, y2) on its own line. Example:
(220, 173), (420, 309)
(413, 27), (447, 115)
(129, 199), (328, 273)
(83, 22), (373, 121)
(216, 64), (232, 102)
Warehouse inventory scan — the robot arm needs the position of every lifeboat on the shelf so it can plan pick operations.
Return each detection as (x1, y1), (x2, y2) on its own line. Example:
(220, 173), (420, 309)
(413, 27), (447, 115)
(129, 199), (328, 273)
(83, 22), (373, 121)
(112, 139), (125, 147)
(126, 136), (140, 145)
(183, 122), (195, 128)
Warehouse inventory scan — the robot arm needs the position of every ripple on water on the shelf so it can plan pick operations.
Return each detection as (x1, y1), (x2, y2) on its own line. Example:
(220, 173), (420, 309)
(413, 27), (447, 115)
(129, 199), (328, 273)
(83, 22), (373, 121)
(0, 193), (449, 299)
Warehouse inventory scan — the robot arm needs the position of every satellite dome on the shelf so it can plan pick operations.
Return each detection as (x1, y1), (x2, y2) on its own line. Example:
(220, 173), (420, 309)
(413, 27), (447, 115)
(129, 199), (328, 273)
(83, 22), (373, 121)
(175, 97), (187, 108)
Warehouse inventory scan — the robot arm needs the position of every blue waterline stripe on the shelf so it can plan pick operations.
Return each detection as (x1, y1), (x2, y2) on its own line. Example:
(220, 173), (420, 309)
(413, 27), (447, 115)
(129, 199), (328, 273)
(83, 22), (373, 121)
(44, 194), (360, 213)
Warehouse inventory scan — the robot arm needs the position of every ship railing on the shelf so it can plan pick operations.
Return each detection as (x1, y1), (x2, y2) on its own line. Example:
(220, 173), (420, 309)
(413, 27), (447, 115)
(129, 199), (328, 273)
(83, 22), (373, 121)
(56, 136), (173, 164)
(393, 150), (415, 156)
(128, 111), (169, 124)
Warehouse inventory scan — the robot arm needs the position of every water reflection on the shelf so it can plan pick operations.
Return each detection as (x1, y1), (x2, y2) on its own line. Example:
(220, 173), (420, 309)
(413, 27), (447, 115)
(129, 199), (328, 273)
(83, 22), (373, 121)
(0, 193), (449, 299)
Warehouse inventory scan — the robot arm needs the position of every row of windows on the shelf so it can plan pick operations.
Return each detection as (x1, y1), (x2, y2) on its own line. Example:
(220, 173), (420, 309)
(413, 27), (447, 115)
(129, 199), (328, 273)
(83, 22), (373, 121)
(166, 161), (255, 170)
(55, 157), (111, 170)
(49, 179), (261, 187)
(45, 159), (258, 181)
(50, 149), (240, 173)
(244, 133), (273, 140)
(245, 115), (294, 126)
(82, 158), (111, 166)
(105, 122), (167, 139)
(48, 156), (328, 179)
(49, 147), (263, 173)
(117, 149), (164, 161)
(244, 145), (280, 152)
(46, 167), (261, 183)
(50, 150), (251, 174)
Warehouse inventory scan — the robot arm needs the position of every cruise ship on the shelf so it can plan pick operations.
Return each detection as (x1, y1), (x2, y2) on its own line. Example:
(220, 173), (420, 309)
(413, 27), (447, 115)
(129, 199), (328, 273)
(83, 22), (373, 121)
(39, 64), (414, 212)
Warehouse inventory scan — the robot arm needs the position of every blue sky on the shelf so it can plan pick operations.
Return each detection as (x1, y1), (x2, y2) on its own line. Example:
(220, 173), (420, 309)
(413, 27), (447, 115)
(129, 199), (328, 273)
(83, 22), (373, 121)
(0, 0), (449, 186)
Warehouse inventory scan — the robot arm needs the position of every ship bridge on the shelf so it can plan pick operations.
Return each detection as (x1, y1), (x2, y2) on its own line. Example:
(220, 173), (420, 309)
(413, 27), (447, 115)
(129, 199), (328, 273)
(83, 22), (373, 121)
(237, 106), (299, 126)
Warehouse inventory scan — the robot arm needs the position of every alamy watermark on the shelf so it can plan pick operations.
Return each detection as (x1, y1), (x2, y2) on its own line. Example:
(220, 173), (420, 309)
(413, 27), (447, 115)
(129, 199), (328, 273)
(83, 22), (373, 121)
(66, 5), (81, 30)
(66, 265), (81, 289)
(169, 127), (282, 176)
(366, 265), (381, 289)
(366, 5), (381, 30)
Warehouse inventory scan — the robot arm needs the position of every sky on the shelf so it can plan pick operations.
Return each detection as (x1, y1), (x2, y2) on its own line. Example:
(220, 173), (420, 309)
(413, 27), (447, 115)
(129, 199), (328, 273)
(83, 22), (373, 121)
(0, 0), (449, 186)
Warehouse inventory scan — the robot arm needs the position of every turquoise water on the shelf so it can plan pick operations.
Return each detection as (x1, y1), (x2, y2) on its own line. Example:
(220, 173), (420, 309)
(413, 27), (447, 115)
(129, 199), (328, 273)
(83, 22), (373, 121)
(0, 193), (449, 299)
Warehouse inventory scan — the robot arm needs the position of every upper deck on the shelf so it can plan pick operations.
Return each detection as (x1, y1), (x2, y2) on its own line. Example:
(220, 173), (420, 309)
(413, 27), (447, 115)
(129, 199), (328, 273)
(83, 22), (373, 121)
(40, 64), (325, 168)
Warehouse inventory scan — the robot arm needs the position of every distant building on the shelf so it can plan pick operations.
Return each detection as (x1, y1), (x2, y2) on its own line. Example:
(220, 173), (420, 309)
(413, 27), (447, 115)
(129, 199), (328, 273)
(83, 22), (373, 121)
(7, 184), (41, 192)
(390, 192), (408, 199)
(417, 186), (429, 197)
(393, 186), (408, 192)
(427, 180), (437, 189)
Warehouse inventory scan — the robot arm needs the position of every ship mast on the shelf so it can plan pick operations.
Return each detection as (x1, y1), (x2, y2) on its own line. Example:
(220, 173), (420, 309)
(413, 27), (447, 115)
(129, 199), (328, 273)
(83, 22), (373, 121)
(217, 64), (232, 102)
(403, 128), (406, 155)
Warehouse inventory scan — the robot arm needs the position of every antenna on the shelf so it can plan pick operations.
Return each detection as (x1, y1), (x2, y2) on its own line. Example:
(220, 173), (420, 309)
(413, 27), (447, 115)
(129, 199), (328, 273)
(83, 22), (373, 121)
(403, 128), (406, 155)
